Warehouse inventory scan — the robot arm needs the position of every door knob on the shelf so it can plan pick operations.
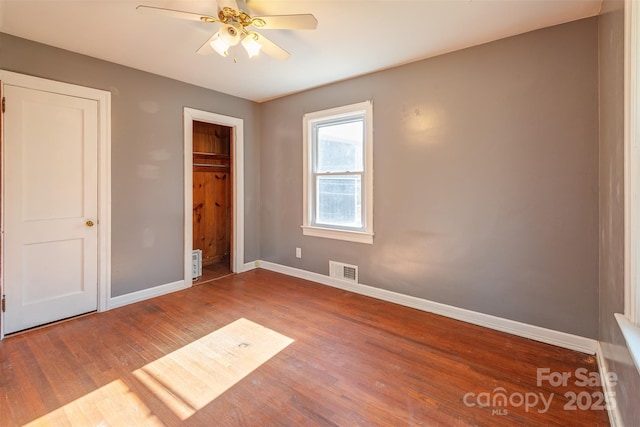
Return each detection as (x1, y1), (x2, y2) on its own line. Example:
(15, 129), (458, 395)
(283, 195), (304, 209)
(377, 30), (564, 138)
(86, 220), (95, 227)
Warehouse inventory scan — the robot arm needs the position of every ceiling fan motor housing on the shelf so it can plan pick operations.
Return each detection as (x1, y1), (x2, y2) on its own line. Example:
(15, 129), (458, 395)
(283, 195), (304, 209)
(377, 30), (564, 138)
(220, 23), (242, 46)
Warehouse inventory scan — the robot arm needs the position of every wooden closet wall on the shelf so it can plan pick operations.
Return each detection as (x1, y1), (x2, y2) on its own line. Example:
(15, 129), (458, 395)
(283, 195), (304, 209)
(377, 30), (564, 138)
(193, 121), (231, 267)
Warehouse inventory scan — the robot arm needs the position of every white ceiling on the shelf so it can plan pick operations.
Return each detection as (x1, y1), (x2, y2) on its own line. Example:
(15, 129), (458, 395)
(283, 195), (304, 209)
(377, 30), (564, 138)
(0, 0), (602, 102)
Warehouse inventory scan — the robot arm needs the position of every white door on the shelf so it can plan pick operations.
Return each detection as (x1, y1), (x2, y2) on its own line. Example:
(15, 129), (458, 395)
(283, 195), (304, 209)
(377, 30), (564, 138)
(3, 84), (99, 334)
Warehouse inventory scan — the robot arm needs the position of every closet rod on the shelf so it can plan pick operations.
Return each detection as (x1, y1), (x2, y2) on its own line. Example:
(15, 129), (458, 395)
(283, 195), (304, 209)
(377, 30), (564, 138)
(193, 163), (229, 168)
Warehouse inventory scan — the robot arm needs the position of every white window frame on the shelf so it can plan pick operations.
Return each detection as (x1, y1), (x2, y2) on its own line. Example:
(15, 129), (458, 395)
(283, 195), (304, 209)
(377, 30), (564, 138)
(618, 0), (640, 374)
(302, 101), (374, 244)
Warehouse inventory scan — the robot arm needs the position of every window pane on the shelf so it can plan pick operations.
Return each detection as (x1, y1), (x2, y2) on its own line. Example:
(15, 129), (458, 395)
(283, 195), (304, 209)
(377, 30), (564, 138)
(316, 175), (362, 228)
(316, 120), (363, 173)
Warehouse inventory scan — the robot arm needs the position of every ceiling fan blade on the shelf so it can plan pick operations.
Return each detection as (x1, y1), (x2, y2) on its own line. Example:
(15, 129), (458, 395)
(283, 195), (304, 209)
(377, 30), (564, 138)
(217, 0), (239, 11)
(253, 14), (318, 30)
(254, 33), (290, 61)
(196, 36), (215, 55)
(136, 5), (218, 23)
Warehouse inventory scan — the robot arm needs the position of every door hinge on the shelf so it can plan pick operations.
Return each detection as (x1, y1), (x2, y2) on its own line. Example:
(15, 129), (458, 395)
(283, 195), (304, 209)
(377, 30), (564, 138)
(1, 295), (5, 313)
(1, 97), (5, 114)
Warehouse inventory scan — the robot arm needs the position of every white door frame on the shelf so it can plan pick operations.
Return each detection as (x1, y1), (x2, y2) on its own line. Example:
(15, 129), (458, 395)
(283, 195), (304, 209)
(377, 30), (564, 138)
(0, 70), (111, 339)
(183, 107), (244, 282)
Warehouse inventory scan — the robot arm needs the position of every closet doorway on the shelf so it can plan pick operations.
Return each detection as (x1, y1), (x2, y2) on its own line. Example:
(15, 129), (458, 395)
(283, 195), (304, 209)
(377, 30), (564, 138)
(192, 121), (232, 283)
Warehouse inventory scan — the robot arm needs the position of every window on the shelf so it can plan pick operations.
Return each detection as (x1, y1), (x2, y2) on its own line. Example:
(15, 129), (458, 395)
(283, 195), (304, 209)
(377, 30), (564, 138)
(302, 101), (373, 244)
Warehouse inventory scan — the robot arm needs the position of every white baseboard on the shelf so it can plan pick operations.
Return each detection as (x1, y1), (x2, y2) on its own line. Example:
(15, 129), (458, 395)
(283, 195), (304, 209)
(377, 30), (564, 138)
(107, 260), (258, 312)
(108, 279), (188, 310)
(242, 261), (259, 272)
(256, 260), (598, 355)
(596, 342), (623, 427)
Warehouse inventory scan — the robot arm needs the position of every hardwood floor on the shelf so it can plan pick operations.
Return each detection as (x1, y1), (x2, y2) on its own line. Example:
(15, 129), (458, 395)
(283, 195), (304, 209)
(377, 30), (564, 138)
(0, 269), (609, 426)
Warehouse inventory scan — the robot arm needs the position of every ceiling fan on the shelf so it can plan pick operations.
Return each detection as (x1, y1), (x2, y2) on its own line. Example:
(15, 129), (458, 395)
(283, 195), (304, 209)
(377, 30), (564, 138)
(137, 0), (318, 61)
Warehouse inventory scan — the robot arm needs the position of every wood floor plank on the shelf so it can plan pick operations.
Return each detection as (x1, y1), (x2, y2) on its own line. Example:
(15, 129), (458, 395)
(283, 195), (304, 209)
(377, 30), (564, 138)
(0, 269), (610, 426)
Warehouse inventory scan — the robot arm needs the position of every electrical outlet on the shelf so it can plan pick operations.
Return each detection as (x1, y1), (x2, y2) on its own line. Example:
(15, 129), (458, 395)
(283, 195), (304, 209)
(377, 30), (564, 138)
(296, 247), (302, 258)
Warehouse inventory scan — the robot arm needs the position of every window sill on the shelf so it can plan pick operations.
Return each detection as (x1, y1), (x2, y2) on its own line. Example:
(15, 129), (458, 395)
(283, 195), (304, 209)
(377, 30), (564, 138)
(614, 313), (640, 374)
(301, 225), (373, 244)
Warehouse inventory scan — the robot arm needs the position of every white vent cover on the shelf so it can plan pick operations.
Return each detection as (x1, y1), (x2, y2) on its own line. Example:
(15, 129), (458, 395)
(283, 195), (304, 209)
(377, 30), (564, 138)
(192, 249), (202, 279)
(329, 260), (358, 283)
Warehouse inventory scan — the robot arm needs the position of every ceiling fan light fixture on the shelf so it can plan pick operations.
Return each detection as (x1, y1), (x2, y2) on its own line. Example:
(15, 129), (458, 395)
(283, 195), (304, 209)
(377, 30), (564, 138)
(210, 32), (230, 57)
(219, 23), (242, 46)
(242, 33), (262, 58)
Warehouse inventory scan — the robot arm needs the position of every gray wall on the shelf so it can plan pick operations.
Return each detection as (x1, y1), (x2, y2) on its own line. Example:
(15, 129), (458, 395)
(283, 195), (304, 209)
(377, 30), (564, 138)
(598, 1), (640, 424)
(260, 18), (600, 338)
(0, 33), (261, 297)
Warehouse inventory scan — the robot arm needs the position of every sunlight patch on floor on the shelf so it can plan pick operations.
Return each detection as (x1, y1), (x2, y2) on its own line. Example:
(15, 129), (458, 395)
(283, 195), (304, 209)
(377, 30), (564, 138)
(24, 379), (164, 427)
(133, 317), (294, 420)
